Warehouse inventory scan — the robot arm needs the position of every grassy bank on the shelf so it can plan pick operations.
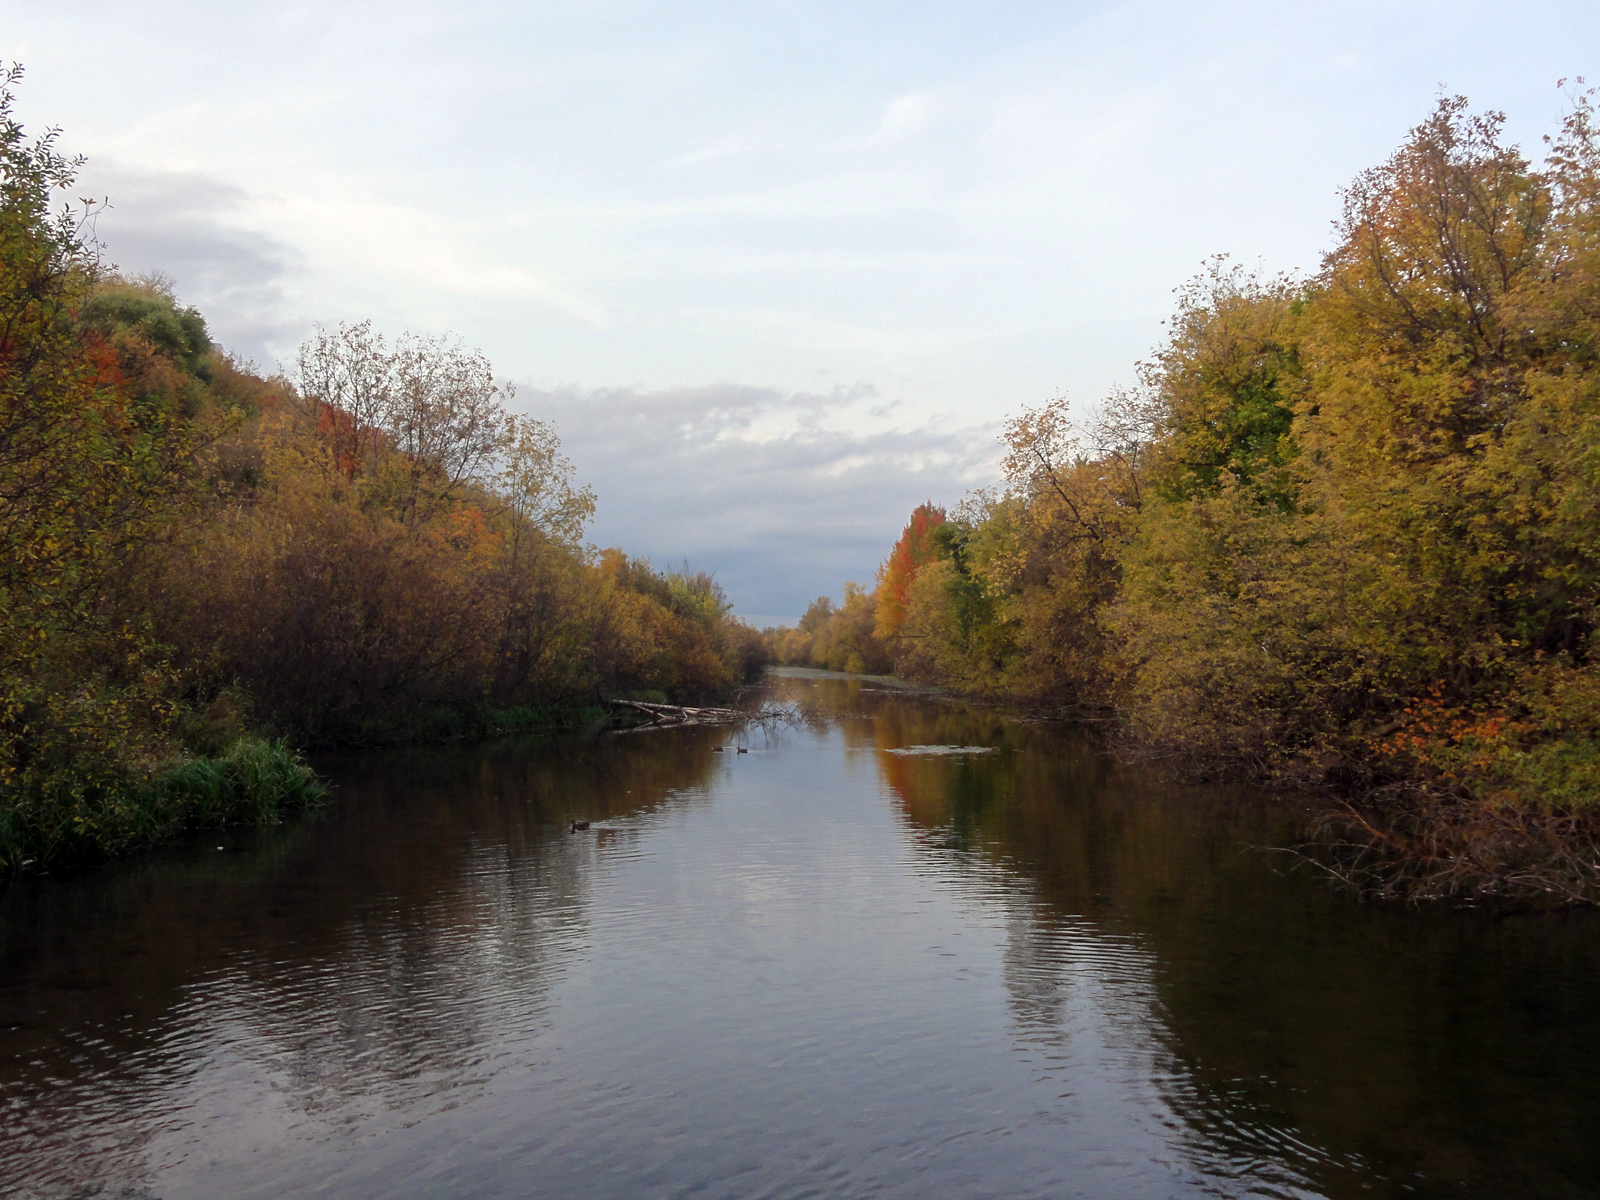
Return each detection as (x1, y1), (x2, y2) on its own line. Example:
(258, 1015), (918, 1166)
(0, 699), (712, 879)
(345, 701), (615, 746)
(1, 739), (326, 876)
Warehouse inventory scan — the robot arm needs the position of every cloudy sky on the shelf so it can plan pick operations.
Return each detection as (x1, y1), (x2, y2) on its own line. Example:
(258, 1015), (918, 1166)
(3, 1), (1596, 622)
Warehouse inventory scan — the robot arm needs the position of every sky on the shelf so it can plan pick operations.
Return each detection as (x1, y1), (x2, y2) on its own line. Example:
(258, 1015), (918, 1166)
(3, 0), (1598, 623)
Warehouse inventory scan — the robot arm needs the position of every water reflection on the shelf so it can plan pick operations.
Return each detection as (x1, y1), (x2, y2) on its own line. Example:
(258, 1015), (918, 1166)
(0, 733), (726, 1195)
(0, 671), (1596, 1199)
(776, 669), (1600, 1199)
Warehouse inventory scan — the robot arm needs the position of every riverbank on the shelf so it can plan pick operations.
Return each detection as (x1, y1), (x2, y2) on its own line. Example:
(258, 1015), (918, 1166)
(765, 94), (1600, 907)
(2, 73), (770, 883)
(11, 668), (1594, 1199)
(791, 667), (1600, 908)
(0, 691), (783, 879)
(0, 738), (326, 877)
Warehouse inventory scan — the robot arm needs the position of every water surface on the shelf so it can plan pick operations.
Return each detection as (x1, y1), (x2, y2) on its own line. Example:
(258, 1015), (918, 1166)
(3, 669), (1597, 1198)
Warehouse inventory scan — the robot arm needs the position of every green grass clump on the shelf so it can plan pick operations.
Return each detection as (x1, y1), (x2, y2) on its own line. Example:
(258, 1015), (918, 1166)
(1, 738), (327, 876)
(343, 702), (609, 745)
(482, 704), (607, 735)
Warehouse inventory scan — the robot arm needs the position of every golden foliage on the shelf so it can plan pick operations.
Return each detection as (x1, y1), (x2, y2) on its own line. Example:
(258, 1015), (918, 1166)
(793, 89), (1600, 813)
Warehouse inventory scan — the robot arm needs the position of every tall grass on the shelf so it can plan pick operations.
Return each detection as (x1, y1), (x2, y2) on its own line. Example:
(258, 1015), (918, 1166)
(1, 738), (327, 875)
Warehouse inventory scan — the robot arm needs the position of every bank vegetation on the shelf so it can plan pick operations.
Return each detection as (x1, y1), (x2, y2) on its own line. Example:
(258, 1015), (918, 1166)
(774, 90), (1600, 902)
(0, 67), (763, 872)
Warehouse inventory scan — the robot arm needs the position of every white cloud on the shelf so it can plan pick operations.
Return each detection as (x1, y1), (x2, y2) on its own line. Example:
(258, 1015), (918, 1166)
(9, 0), (1596, 610)
(76, 161), (304, 367)
(522, 383), (1002, 622)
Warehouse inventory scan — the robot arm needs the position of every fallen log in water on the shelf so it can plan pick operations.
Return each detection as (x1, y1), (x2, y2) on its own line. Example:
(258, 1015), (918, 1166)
(603, 698), (746, 729)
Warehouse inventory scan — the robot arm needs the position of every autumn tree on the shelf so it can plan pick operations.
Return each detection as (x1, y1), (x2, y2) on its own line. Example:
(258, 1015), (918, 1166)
(980, 387), (1155, 702)
(873, 503), (945, 643)
(0, 65), (220, 848)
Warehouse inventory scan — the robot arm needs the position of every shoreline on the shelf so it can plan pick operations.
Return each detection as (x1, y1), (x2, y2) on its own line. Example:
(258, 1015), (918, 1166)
(792, 664), (1600, 909)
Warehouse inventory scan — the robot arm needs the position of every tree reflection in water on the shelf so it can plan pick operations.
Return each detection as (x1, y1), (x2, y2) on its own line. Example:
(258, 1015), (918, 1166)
(805, 669), (1600, 1199)
(0, 734), (725, 1194)
(0, 671), (1596, 1200)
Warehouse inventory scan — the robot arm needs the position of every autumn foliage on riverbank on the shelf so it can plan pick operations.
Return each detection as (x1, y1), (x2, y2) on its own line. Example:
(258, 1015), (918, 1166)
(0, 68), (762, 868)
(780, 91), (1600, 887)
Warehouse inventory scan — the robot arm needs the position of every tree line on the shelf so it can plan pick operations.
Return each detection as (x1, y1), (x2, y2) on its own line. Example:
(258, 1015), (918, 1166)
(0, 67), (763, 870)
(775, 91), (1600, 892)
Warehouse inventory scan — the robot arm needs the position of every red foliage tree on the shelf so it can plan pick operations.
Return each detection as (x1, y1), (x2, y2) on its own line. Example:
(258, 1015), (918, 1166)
(873, 502), (945, 641)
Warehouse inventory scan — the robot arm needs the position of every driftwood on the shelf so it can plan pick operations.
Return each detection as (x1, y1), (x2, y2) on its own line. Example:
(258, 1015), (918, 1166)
(602, 698), (809, 736)
(1298, 792), (1600, 907)
(604, 699), (747, 730)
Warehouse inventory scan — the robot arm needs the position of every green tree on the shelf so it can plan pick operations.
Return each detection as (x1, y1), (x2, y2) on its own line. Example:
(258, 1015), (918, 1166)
(0, 66), (213, 857)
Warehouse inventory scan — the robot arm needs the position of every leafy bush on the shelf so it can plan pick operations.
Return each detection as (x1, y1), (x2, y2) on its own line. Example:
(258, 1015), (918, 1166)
(1, 738), (325, 872)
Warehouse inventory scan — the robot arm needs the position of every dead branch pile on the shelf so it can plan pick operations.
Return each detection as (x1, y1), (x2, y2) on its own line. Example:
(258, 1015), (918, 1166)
(603, 698), (809, 734)
(604, 699), (747, 730)
(1277, 789), (1600, 907)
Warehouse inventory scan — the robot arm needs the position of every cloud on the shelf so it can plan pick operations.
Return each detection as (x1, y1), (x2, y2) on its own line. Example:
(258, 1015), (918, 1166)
(832, 90), (943, 151)
(75, 161), (304, 368)
(519, 383), (1003, 624)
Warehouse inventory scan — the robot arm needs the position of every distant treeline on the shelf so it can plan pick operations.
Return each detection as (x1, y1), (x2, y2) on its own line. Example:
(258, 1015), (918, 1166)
(775, 92), (1600, 886)
(0, 68), (762, 869)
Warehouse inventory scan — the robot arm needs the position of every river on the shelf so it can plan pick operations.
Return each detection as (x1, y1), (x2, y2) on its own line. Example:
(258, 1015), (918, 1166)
(2, 668), (1598, 1199)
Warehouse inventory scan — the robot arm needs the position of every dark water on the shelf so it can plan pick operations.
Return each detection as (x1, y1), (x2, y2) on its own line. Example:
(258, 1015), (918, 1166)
(3, 670), (1598, 1200)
